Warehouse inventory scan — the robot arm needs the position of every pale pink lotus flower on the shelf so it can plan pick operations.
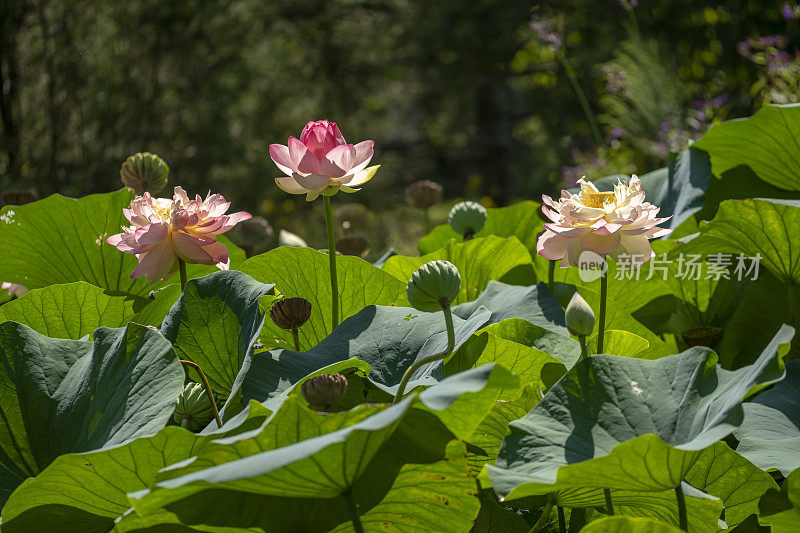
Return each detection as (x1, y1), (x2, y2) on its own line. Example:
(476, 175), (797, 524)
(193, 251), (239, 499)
(107, 187), (251, 283)
(269, 120), (379, 201)
(2, 282), (27, 298)
(538, 175), (672, 267)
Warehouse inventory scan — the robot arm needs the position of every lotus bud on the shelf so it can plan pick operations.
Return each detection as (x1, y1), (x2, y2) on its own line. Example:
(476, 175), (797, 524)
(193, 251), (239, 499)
(406, 260), (461, 312)
(449, 201), (487, 239)
(301, 373), (348, 410)
(270, 297), (312, 331)
(173, 382), (215, 431)
(565, 292), (595, 337)
(278, 229), (307, 247)
(405, 180), (443, 210)
(681, 325), (723, 348)
(233, 216), (275, 257)
(336, 235), (369, 257)
(0, 189), (38, 207)
(120, 152), (169, 195)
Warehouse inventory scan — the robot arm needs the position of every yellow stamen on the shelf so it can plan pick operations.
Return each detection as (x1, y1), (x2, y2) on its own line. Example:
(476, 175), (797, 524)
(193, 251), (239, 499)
(581, 192), (615, 209)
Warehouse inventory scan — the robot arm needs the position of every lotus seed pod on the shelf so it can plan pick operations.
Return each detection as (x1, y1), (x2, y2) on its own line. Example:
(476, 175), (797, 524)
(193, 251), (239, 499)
(172, 382), (215, 431)
(301, 373), (348, 410)
(120, 152), (169, 195)
(233, 216), (275, 257)
(681, 325), (723, 348)
(336, 235), (369, 257)
(406, 260), (461, 312)
(334, 203), (374, 231)
(448, 201), (487, 239)
(270, 297), (312, 330)
(405, 180), (443, 210)
(0, 189), (38, 207)
(565, 292), (595, 337)
(278, 229), (307, 247)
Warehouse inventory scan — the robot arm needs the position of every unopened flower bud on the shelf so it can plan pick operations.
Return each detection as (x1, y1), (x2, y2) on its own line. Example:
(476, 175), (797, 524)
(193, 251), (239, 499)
(405, 180), (443, 210)
(565, 292), (595, 337)
(301, 373), (348, 410)
(336, 235), (369, 257)
(278, 229), (307, 248)
(233, 216), (275, 257)
(449, 201), (487, 239)
(681, 325), (723, 348)
(406, 260), (461, 312)
(270, 297), (312, 330)
(120, 152), (169, 195)
(0, 189), (38, 207)
(173, 382), (215, 431)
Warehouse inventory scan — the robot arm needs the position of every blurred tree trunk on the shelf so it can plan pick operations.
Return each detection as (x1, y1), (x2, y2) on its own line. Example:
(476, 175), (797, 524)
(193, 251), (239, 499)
(0, 0), (26, 188)
(36, 0), (60, 188)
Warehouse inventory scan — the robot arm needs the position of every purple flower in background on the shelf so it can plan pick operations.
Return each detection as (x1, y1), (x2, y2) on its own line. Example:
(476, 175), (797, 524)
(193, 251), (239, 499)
(692, 99), (706, 110)
(530, 18), (563, 51)
(758, 35), (787, 47)
(737, 41), (750, 54)
(711, 93), (729, 108)
(783, 5), (797, 20)
(609, 127), (625, 139)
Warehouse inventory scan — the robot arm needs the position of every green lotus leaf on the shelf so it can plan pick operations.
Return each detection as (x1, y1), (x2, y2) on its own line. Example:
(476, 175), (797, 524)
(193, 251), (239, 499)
(487, 325), (794, 500)
(0, 281), (142, 339)
(580, 515), (684, 532)
(0, 321), (185, 506)
(589, 329), (650, 358)
(758, 467), (800, 532)
(239, 246), (405, 350)
(160, 270), (275, 399)
(734, 360), (800, 476)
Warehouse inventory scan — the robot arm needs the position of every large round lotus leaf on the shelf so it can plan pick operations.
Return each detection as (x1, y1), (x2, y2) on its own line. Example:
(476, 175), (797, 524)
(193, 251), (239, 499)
(580, 516), (684, 532)
(0, 321), (185, 506)
(734, 359), (800, 476)
(488, 325), (794, 500)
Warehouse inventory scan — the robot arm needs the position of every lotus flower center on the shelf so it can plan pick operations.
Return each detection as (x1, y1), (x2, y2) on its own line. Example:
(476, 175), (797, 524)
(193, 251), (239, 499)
(581, 192), (616, 209)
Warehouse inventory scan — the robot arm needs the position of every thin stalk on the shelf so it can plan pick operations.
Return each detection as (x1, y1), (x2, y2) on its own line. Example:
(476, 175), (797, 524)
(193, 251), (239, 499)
(423, 208), (431, 233)
(675, 484), (688, 531)
(393, 305), (456, 403)
(180, 360), (223, 428)
(548, 260), (556, 293)
(604, 488), (614, 515)
(528, 496), (555, 533)
(323, 195), (339, 329)
(556, 49), (604, 146)
(578, 335), (588, 361)
(557, 505), (566, 533)
(598, 270), (608, 354)
(789, 282), (798, 328)
(291, 327), (301, 351)
(178, 258), (188, 291)
(343, 489), (364, 533)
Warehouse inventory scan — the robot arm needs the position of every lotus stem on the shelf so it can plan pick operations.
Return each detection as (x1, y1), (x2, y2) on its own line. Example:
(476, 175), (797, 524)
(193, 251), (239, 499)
(180, 359), (222, 428)
(675, 484), (688, 531)
(548, 260), (556, 293)
(556, 49), (604, 147)
(393, 304), (456, 403)
(578, 335), (588, 361)
(424, 208), (431, 233)
(343, 489), (364, 533)
(557, 505), (566, 533)
(178, 258), (188, 291)
(790, 282), (798, 328)
(598, 269), (607, 354)
(291, 326), (301, 351)
(323, 195), (339, 330)
(604, 488), (614, 515)
(528, 495), (555, 533)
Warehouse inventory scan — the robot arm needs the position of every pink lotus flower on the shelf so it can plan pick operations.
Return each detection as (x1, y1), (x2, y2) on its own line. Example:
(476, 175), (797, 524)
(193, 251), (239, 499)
(269, 120), (379, 201)
(107, 187), (251, 283)
(2, 282), (27, 298)
(538, 176), (672, 267)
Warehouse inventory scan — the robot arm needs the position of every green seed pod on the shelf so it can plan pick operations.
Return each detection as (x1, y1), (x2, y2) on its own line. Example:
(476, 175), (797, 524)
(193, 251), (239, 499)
(301, 373), (348, 410)
(172, 382), (215, 431)
(565, 292), (595, 337)
(233, 216), (275, 257)
(681, 325), (723, 348)
(406, 260), (461, 312)
(448, 201), (487, 239)
(120, 152), (169, 195)
(405, 180), (443, 210)
(270, 297), (312, 330)
(336, 235), (369, 257)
